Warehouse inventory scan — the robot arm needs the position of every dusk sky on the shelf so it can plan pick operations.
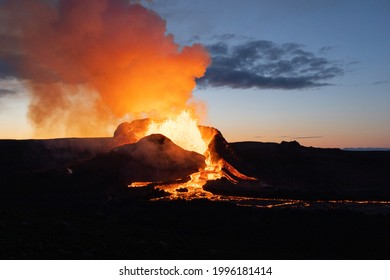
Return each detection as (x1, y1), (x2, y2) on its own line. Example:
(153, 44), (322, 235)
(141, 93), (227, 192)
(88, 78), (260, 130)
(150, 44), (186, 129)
(1, 0), (389, 148)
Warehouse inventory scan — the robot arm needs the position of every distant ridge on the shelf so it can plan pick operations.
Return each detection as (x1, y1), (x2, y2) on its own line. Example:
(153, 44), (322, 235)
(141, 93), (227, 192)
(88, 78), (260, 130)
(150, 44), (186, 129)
(343, 148), (390, 151)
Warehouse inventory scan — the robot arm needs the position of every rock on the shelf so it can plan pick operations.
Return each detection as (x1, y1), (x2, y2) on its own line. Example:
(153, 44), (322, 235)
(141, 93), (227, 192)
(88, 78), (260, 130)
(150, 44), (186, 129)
(77, 134), (206, 185)
(199, 125), (256, 181)
(280, 140), (301, 149)
(114, 134), (205, 170)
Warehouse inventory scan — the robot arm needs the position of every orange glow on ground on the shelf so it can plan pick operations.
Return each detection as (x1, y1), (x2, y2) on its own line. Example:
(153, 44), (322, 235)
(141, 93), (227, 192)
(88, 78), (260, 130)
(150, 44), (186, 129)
(142, 111), (222, 198)
(129, 110), (256, 199)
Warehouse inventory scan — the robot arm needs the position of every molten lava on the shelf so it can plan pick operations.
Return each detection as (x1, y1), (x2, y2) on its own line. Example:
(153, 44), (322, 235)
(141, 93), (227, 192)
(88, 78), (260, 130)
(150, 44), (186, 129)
(145, 111), (207, 155)
(129, 110), (256, 200)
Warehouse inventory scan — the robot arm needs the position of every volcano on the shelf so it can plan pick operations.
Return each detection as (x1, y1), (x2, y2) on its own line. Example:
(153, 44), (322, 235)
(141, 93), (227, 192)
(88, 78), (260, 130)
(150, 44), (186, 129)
(0, 114), (258, 200)
(73, 116), (259, 199)
(1, 0), (389, 261)
(1, 116), (390, 202)
(1, 119), (390, 260)
(78, 133), (206, 185)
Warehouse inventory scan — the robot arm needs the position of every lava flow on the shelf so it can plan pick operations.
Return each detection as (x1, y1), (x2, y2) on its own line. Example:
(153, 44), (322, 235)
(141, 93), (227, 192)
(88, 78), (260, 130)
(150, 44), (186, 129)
(128, 111), (256, 199)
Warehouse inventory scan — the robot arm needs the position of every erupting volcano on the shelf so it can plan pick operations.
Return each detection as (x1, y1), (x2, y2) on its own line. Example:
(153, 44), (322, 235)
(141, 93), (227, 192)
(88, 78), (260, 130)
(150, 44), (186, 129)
(0, 0), (258, 201)
(116, 110), (257, 200)
(0, 0), (210, 137)
(1, 0), (390, 262)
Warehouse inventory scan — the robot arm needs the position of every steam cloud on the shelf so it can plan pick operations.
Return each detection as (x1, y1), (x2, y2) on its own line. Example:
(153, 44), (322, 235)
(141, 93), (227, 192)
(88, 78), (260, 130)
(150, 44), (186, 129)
(0, 0), (210, 137)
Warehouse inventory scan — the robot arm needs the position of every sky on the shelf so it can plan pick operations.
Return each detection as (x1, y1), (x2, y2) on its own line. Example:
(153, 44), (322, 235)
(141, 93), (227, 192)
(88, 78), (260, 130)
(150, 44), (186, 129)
(0, 0), (389, 148)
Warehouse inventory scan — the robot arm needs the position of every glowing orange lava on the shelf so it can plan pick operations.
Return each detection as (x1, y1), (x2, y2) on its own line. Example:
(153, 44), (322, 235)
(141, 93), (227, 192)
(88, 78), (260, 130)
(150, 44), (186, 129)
(129, 182), (154, 188)
(126, 112), (390, 211)
(145, 111), (207, 155)
(128, 110), (254, 199)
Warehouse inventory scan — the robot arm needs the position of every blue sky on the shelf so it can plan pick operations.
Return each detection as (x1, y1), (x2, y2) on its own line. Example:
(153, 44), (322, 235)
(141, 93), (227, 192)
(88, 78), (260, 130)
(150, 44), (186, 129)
(0, 0), (389, 147)
(144, 0), (390, 147)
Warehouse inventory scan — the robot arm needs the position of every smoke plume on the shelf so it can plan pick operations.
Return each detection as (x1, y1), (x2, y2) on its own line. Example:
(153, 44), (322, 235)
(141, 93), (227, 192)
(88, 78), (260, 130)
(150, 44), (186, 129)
(0, 0), (210, 137)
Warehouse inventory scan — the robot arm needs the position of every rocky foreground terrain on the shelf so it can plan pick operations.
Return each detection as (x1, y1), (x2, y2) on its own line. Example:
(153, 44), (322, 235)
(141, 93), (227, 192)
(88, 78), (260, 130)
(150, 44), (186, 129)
(0, 131), (389, 259)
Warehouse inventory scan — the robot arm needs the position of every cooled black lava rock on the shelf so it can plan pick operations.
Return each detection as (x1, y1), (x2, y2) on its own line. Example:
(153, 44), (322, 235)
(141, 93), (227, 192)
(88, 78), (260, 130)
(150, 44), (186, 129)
(76, 134), (206, 185)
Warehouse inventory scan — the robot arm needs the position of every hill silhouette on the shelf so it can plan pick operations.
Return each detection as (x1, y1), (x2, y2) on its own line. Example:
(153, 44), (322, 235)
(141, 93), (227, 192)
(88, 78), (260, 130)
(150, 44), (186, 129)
(0, 126), (389, 259)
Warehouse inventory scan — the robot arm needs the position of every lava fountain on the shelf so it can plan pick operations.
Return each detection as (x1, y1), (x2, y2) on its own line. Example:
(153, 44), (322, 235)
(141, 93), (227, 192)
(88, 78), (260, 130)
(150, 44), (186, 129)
(128, 111), (256, 199)
(0, 0), (210, 138)
(1, 0), (256, 199)
(146, 111), (208, 155)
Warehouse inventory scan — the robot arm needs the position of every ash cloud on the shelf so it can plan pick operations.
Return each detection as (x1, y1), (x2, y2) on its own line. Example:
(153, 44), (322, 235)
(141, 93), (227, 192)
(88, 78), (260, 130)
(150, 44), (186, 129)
(197, 36), (343, 90)
(0, 0), (210, 137)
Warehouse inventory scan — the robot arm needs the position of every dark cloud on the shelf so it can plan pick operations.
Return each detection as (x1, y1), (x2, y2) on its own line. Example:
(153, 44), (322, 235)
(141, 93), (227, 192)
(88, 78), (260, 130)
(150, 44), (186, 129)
(0, 86), (17, 112)
(0, 60), (17, 79)
(254, 135), (323, 141)
(0, 88), (15, 96)
(0, 71), (19, 98)
(371, 79), (390, 85)
(277, 135), (323, 140)
(319, 46), (333, 54)
(294, 136), (323, 139)
(197, 37), (344, 90)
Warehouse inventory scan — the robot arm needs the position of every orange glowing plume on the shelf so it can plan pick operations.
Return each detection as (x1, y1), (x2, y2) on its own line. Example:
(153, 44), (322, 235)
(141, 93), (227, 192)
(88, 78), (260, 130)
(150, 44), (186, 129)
(0, 0), (210, 137)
